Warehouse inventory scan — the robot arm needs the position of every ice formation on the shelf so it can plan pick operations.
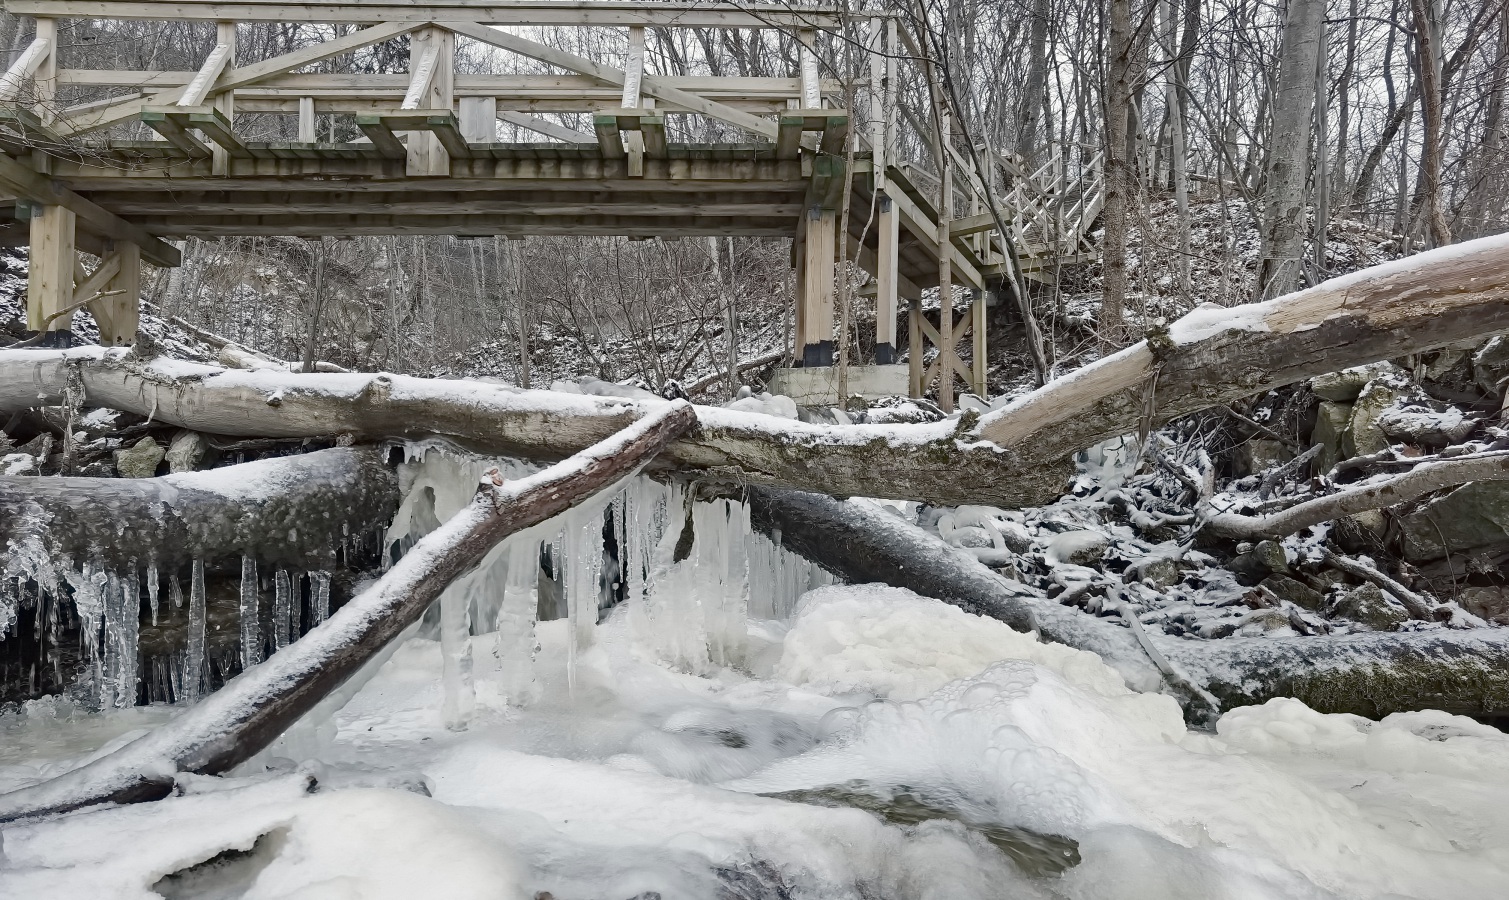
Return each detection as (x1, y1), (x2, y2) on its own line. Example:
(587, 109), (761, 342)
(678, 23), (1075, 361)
(3, 444), (1507, 898)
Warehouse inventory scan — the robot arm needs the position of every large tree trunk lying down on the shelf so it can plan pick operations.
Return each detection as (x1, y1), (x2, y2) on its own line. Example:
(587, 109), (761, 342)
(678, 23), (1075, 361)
(0, 402), (697, 824)
(5, 232), (1509, 509)
(0, 448), (398, 572)
(749, 488), (1509, 723)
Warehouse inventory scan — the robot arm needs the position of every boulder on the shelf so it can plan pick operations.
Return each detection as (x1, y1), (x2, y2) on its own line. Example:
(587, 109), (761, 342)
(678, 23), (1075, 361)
(0, 452), (36, 476)
(1311, 401), (1352, 474)
(1457, 587), (1509, 625)
(1329, 582), (1407, 630)
(114, 436), (165, 478)
(1260, 573), (1325, 611)
(1252, 539), (1289, 573)
(165, 430), (208, 473)
(1310, 362), (1403, 403)
(1397, 481), (1509, 561)
(1347, 373), (1429, 458)
(1472, 334), (1509, 398)
(1232, 438), (1292, 478)
(1138, 557), (1181, 588)
(1376, 403), (1477, 448)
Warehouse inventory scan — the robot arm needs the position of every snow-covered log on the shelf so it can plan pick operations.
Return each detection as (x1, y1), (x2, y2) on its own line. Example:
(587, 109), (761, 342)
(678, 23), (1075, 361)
(0, 448), (398, 571)
(749, 488), (1509, 723)
(1204, 450), (1509, 541)
(0, 402), (697, 824)
(4, 236), (1509, 508)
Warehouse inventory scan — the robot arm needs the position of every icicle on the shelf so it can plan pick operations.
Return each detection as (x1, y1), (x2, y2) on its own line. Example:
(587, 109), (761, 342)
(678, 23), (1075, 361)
(310, 571), (331, 624)
(439, 577), (474, 730)
(169, 570), (184, 609)
(240, 556), (261, 669)
(494, 537), (540, 705)
(118, 562), (140, 708)
(146, 562), (159, 626)
(562, 507), (604, 697)
(183, 559), (206, 704)
(273, 569), (292, 650)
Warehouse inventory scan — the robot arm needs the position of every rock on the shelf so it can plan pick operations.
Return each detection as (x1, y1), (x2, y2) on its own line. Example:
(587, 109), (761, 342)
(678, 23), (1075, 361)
(1241, 608), (1293, 634)
(1376, 402), (1477, 448)
(77, 460), (114, 477)
(1310, 363), (1402, 403)
(1260, 573), (1325, 611)
(1348, 374), (1429, 458)
(114, 436), (165, 478)
(1331, 514), (1387, 554)
(1252, 539), (1290, 573)
(996, 520), (1034, 554)
(1232, 438), (1292, 478)
(1311, 400), (1352, 474)
(1472, 334), (1509, 398)
(1045, 530), (1109, 566)
(165, 430), (208, 473)
(1457, 587), (1509, 625)
(1329, 583), (1407, 630)
(1397, 481), (1509, 561)
(1227, 552), (1268, 586)
(1138, 557), (1182, 588)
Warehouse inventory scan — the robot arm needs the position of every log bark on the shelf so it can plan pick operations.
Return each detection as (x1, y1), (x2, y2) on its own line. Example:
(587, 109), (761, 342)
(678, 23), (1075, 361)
(0, 402), (697, 824)
(0, 448), (398, 572)
(749, 487), (1509, 723)
(4, 234), (1509, 509)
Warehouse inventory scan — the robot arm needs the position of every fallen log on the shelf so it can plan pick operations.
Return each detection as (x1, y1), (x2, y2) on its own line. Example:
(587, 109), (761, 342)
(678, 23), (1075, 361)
(749, 487), (1509, 723)
(0, 401), (697, 824)
(1204, 450), (1509, 542)
(0, 448), (398, 572)
(4, 234), (1509, 508)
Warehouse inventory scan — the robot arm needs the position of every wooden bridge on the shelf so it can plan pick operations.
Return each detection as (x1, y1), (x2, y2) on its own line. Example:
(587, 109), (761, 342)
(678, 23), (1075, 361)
(0, 0), (1101, 407)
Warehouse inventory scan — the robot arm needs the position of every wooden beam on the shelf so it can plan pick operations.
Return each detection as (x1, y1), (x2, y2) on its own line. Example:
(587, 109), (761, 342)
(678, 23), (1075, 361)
(494, 111), (592, 143)
(458, 96), (496, 143)
(58, 21), (418, 136)
(0, 153), (180, 266)
(182, 108), (250, 158)
(442, 21), (779, 141)
(874, 193), (900, 360)
(355, 115), (407, 159)
(621, 26), (644, 108)
(592, 113), (624, 159)
(401, 38), (441, 110)
(297, 95), (316, 142)
(178, 35), (233, 107)
(0, 35), (52, 103)
(799, 204), (836, 366)
(140, 108), (212, 157)
(72, 249), (120, 306)
(8, 2), (846, 29)
(91, 243), (140, 346)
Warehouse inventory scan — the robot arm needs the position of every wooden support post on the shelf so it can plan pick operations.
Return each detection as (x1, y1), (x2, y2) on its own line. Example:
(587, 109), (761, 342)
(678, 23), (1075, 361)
(622, 26), (645, 176)
(298, 95), (316, 143)
(908, 298), (923, 397)
(87, 243), (140, 346)
(798, 29), (821, 110)
(935, 107), (956, 412)
(406, 26), (454, 176)
(211, 21), (237, 176)
(875, 194), (899, 364)
(25, 203), (76, 335)
(799, 204), (836, 367)
(867, 18), (886, 182)
(458, 96), (497, 143)
(32, 18), (56, 127)
(971, 289), (987, 396)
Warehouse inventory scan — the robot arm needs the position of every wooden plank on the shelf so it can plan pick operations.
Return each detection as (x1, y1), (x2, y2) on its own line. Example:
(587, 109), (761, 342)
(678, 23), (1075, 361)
(71, 248), (120, 306)
(400, 39), (441, 110)
(817, 114), (848, 156)
(298, 95), (316, 142)
(875, 193), (899, 353)
(356, 115), (409, 159)
(776, 116), (802, 159)
(640, 115), (666, 157)
(799, 205), (836, 366)
(91, 242), (140, 346)
(621, 26), (644, 108)
(458, 96), (496, 143)
(8, 1), (846, 29)
(0, 153), (180, 266)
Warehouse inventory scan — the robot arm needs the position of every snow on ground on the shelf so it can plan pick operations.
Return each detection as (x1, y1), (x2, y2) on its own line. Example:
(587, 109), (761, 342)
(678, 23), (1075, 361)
(3, 584), (1508, 900)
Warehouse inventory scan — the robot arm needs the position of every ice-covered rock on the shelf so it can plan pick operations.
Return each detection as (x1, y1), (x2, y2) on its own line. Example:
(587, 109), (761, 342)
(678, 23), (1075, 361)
(1347, 374), (1428, 458)
(1046, 531), (1109, 567)
(1310, 362), (1402, 402)
(1311, 400), (1352, 474)
(1398, 481), (1509, 561)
